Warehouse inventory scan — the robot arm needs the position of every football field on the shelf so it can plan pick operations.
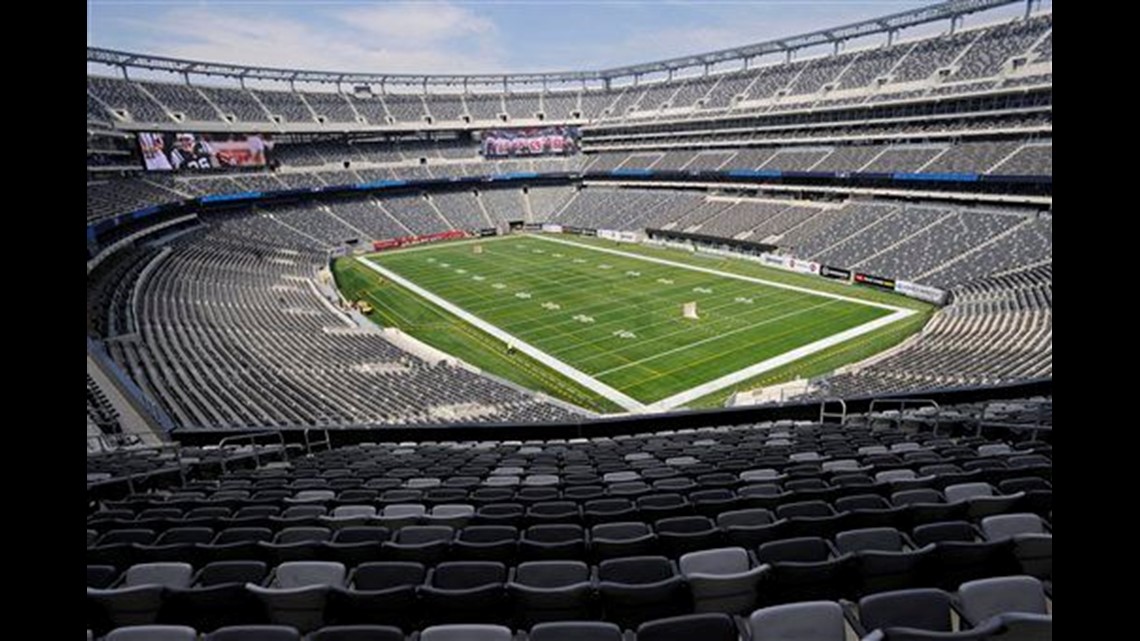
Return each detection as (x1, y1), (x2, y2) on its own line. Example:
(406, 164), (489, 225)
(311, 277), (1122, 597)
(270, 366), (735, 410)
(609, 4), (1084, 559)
(357, 234), (915, 412)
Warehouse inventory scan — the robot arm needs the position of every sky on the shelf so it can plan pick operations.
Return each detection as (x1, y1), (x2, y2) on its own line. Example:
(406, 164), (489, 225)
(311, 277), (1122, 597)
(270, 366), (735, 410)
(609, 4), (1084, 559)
(87, 0), (1041, 78)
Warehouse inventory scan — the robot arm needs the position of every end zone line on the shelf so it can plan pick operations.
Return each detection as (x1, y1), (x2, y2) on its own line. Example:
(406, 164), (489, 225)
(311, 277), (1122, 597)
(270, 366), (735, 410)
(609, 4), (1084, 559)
(356, 255), (646, 412)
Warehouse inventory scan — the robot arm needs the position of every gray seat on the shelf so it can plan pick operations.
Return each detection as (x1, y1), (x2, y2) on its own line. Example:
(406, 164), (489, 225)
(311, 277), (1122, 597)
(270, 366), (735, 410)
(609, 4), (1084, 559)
(944, 483), (1023, 520)
(247, 561), (346, 633)
(749, 600), (846, 641)
(320, 506), (378, 529)
(980, 514), (1047, 540)
(957, 575), (1049, 627)
(104, 626), (198, 641)
(980, 513), (1052, 580)
(87, 563), (195, 631)
(419, 624), (513, 641)
(679, 546), (768, 614)
(424, 504), (475, 528)
(376, 504), (426, 530)
(204, 625), (301, 641)
(990, 612), (1053, 641)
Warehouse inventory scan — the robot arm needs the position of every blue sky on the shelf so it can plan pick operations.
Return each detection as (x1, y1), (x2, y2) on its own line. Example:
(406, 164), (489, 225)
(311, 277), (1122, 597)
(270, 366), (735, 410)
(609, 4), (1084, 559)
(87, 1), (1037, 76)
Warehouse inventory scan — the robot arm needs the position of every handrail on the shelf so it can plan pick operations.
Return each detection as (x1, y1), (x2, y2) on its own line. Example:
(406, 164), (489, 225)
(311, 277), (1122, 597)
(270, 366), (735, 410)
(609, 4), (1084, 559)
(303, 428), (332, 456)
(819, 398), (847, 425)
(216, 431), (289, 474)
(867, 398), (942, 433)
(973, 398), (1051, 441)
(86, 441), (186, 495)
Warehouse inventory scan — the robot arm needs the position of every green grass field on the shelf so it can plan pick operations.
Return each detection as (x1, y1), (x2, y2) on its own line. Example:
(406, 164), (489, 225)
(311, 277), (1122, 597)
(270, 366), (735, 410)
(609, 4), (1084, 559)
(338, 234), (925, 412)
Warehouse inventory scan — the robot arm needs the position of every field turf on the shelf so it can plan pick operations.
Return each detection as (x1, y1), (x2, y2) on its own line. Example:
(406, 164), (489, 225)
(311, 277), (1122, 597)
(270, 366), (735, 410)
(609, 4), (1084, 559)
(358, 235), (902, 407)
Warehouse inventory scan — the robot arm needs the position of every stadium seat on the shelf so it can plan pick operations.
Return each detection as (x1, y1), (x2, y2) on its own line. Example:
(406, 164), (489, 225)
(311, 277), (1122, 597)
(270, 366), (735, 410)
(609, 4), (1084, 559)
(305, 625), (404, 641)
(591, 522), (658, 561)
(204, 625), (301, 641)
(419, 624), (513, 641)
(597, 555), (689, 628)
(749, 600), (846, 641)
(507, 560), (595, 626)
(835, 528), (934, 596)
(635, 613), (739, 641)
(247, 561), (346, 633)
(160, 560), (269, 631)
(679, 547), (768, 614)
(418, 561), (508, 623)
(326, 562), (424, 632)
(756, 536), (854, 604)
(105, 626), (198, 641)
(957, 576), (1049, 627)
(856, 588), (953, 635)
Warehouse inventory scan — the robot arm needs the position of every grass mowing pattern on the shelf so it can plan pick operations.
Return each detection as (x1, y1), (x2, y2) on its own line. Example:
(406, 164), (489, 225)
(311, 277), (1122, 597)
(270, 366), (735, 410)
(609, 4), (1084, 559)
(366, 235), (897, 405)
(332, 257), (623, 414)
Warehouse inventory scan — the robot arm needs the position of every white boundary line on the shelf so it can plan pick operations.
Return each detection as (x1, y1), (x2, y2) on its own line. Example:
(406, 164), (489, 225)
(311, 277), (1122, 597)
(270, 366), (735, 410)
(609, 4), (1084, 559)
(356, 255), (646, 412)
(645, 309), (914, 411)
(360, 235), (918, 413)
(531, 234), (909, 312)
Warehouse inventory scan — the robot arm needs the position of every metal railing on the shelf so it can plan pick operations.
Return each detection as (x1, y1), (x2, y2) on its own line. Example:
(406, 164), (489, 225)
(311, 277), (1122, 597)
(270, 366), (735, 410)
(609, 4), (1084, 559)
(216, 431), (289, 474)
(819, 398), (847, 425)
(867, 398), (943, 433)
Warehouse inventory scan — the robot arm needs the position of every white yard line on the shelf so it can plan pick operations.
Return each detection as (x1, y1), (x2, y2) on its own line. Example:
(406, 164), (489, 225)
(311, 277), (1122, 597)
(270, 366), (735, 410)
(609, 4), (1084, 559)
(645, 308), (916, 411)
(360, 235), (919, 414)
(356, 255), (646, 412)
(531, 234), (908, 312)
(594, 298), (845, 377)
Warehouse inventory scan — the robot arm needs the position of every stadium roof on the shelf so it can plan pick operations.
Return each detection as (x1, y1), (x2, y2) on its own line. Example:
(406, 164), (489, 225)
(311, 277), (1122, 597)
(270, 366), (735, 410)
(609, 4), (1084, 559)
(88, 0), (1020, 87)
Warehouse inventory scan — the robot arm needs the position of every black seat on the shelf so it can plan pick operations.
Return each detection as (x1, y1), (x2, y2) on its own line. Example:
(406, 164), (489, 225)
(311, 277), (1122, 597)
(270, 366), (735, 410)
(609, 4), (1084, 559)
(326, 561), (425, 632)
(756, 537), (854, 604)
(635, 613), (739, 641)
(419, 561), (508, 624)
(598, 555), (689, 629)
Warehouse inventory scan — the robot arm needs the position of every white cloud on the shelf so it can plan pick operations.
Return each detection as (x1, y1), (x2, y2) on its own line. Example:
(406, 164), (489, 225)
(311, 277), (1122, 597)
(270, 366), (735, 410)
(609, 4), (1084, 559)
(106, 3), (508, 75)
(337, 3), (497, 43)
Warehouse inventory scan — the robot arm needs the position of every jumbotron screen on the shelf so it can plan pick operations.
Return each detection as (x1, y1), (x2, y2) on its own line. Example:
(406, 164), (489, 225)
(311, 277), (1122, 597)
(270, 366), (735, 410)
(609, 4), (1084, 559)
(137, 132), (275, 171)
(480, 126), (579, 157)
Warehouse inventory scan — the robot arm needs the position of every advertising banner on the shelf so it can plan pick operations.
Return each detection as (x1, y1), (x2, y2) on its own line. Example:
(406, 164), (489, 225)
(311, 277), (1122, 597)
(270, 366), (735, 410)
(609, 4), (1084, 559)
(789, 258), (820, 275)
(819, 265), (852, 281)
(895, 279), (948, 304)
(481, 126), (580, 157)
(372, 230), (468, 252)
(854, 272), (897, 290)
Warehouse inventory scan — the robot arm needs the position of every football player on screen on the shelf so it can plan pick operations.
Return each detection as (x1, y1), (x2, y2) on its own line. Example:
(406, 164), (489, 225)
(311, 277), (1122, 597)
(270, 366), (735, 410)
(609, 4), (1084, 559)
(169, 133), (217, 170)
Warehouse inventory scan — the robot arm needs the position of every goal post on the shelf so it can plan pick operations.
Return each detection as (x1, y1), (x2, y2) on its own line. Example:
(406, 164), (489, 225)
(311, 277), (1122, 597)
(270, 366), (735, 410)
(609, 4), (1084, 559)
(682, 301), (699, 320)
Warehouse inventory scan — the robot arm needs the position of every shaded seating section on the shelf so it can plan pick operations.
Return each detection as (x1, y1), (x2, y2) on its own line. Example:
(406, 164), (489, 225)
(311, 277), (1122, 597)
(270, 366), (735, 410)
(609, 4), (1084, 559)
(88, 406), (1053, 638)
